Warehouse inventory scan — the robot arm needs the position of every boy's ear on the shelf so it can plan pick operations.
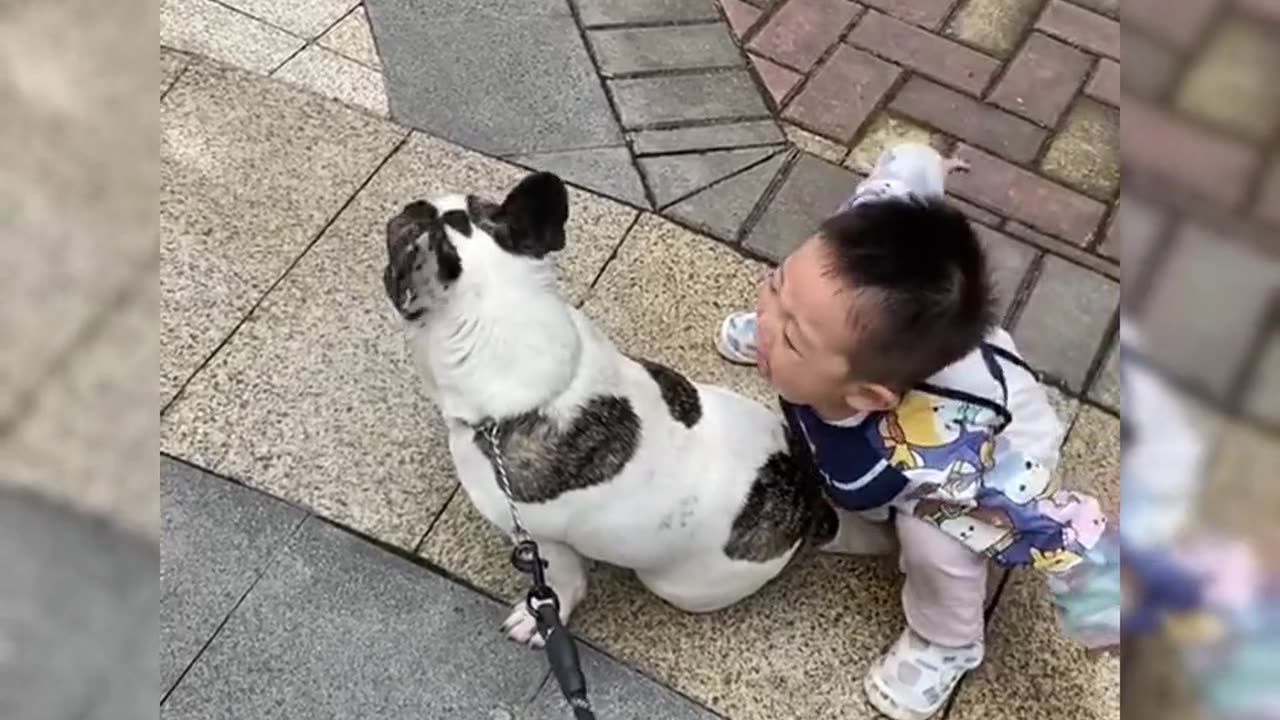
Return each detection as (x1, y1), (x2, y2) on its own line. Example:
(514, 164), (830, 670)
(844, 383), (899, 413)
(495, 172), (569, 258)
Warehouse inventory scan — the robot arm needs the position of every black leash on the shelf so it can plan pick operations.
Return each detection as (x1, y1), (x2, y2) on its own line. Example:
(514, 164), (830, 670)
(479, 421), (595, 720)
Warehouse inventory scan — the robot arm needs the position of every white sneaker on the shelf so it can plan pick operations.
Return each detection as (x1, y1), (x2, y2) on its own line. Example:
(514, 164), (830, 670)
(717, 311), (758, 365)
(864, 628), (984, 720)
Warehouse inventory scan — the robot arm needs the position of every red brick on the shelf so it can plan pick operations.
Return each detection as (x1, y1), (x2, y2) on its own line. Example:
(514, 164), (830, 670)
(1258, 160), (1280, 226)
(1122, 31), (1178, 100)
(1122, 100), (1261, 210)
(722, 0), (763, 39)
(988, 32), (1092, 127)
(1036, 0), (1120, 59)
(1240, 0), (1280, 24)
(948, 144), (1107, 244)
(947, 194), (1002, 227)
(1085, 58), (1120, 107)
(750, 53), (802, 105)
(1123, 0), (1219, 48)
(748, 0), (862, 71)
(891, 77), (1046, 162)
(859, 0), (958, 29)
(783, 44), (900, 141)
(848, 11), (1000, 95)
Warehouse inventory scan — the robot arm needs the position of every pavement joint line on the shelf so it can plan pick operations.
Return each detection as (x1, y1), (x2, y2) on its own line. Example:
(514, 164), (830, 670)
(1002, 250), (1043, 331)
(655, 145), (790, 211)
(583, 211), (644, 297)
(603, 62), (748, 81)
(162, 54), (193, 101)
(1078, 308), (1120, 406)
(161, 510), (311, 705)
(564, 0), (658, 210)
(623, 113), (776, 133)
(630, 139), (787, 158)
(410, 483), (461, 556)
(582, 18), (728, 31)
(205, 0), (306, 40)
(1224, 294), (1280, 414)
(736, 146), (799, 246)
(161, 130), (412, 417)
(0, 252), (156, 440)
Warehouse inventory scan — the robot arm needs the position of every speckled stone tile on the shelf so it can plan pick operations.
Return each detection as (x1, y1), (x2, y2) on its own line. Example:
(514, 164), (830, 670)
(318, 5), (381, 69)
(946, 0), (1043, 56)
(160, 58), (404, 405)
(160, 0), (303, 74)
(0, 278), (158, 541)
(1045, 385), (1082, 441)
(2, 0), (156, 424)
(784, 124), (849, 165)
(1177, 18), (1280, 142)
(161, 132), (636, 546)
(424, 488), (905, 720)
(1056, 405), (1119, 514)
(273, 45), (388, 117)
(1202, 423), (1280, 549)
(582, 213), (777, 409)
(1041, 99), (1119, 200)
(221, 0), (356, 38)
(418, 489), (529, 603)
(844, 112), (941, 175)
(949, 571), (1120, 720)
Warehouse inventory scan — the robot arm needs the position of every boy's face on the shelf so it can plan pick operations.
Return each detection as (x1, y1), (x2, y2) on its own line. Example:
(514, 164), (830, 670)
(755, 235), (898, 418)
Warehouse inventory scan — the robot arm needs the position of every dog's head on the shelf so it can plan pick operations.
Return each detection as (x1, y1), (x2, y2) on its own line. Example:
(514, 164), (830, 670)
(383, 172), (569, 323)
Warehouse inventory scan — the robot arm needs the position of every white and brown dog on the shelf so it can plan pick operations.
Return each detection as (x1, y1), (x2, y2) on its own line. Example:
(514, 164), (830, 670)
(383, 172), (834, 644)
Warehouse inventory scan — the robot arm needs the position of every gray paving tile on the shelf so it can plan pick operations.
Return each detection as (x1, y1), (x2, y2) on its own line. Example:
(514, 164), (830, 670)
(1013, 256), (1118, 391)
(1141, 223), (1280, 399)
(161, 517), (547, 719)
(368, 2), (621, 155)
(526, 643), (720, 719)
(1089, 338), (1120, 411)
(971, 224), (1036, 322)
(160, 456), (306, 694)
(575, 0), (721, 26)
(0, 488), (157, 720)
(610, 70), (771, 129)
(630, 120), (784, 155)
(742, 153), (860, 262)
(509, 146), (650, 207)
(667, 151), (788, 242)
(588, 24), (742, 75)
(640, 147), (777, 206)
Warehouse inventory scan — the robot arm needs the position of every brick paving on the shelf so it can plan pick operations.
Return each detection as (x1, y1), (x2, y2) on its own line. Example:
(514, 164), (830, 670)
(728, 0), (1124, 403)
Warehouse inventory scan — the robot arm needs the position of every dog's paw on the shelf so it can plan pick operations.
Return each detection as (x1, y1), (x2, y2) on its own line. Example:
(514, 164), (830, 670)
(502, 602), (544, 647)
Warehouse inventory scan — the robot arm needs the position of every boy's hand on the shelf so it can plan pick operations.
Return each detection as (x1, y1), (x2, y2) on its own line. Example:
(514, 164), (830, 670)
(942, 157), (970, 175)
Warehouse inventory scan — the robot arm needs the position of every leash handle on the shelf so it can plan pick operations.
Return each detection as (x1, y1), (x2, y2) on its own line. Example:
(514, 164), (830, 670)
(531, 590), (592, 719)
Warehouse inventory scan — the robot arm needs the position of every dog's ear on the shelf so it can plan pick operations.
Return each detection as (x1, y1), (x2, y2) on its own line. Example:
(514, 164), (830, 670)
(496, 172), (569, 258)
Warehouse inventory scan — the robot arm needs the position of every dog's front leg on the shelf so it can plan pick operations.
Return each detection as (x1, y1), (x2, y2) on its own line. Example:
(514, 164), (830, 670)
(502, 540), (587, 647)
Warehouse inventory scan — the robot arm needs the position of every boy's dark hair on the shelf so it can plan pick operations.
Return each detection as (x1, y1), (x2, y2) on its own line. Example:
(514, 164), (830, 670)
(818, 197), (996, 391)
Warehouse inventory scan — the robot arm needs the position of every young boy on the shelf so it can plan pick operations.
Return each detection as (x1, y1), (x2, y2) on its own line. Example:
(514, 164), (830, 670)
(716, 144), (1106, 720)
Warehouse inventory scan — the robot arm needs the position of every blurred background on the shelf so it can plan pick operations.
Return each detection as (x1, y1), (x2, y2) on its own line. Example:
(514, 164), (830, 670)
(3, 0), (1280, 716)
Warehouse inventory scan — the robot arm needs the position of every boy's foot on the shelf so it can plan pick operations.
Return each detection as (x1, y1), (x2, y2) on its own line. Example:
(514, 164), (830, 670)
(717, 311), (758, 365)
(864, 629), (984, 720)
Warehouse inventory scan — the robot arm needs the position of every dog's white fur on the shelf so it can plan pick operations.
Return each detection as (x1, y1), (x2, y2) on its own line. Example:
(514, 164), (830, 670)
(398, 191), (803, 644)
